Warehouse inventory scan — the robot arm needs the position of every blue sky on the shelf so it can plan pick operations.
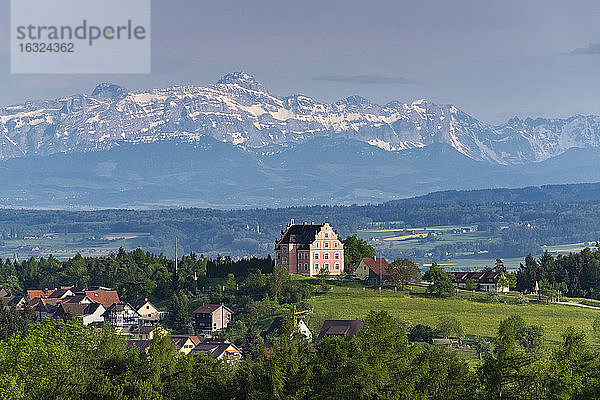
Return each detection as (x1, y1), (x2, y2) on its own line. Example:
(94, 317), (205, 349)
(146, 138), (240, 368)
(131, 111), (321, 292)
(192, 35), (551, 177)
(2, 0), (600, 122)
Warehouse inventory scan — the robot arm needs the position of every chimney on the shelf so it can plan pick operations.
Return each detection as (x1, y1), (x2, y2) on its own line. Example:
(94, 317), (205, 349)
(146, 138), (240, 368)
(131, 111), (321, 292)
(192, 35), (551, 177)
(290, 218), (295, 225)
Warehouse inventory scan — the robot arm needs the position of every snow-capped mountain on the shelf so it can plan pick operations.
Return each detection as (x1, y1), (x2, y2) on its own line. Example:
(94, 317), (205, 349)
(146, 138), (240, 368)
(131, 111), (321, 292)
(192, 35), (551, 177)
(1, 72), (600, 164)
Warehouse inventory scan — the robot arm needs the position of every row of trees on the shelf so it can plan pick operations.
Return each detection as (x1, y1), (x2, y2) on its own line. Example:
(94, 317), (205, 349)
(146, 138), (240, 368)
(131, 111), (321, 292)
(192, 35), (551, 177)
(516, 246), (600, 299)
(0, 310), (597, 399)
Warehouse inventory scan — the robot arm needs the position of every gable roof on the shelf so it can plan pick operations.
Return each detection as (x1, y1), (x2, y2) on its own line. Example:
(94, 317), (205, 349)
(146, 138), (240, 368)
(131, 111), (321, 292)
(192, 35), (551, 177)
(48, 289), (73, 299)
(103, 302), (138, 316)
(171, 334), (201, 345)
(132, 297), (156, 311)
(193, 338), (242, 359)
(193, 304), (232, 314)
(85, 290), (120, 309)
(360, 257), (389, 277)
(171, 335), (201, 350)
(66, 294), (91, 304)
(27, 289), (55, 300)
(0, 296), (24, 308)
(452, 271), (501, 284)
(317, 320), (364, 341)
(54, 302), (104, 318)
(276, 224), (324, 248)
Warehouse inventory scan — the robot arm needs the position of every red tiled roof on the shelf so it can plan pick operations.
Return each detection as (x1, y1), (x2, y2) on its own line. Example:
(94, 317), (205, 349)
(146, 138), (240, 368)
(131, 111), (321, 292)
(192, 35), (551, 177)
(27, 289), (55, 300)
(85, 290), (120, 309)
(361, 257), (389, 276)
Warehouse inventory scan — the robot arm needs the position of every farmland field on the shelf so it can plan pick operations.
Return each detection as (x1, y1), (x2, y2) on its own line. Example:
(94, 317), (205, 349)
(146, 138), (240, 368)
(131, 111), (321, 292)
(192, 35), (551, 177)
(308, 289), (600, 346)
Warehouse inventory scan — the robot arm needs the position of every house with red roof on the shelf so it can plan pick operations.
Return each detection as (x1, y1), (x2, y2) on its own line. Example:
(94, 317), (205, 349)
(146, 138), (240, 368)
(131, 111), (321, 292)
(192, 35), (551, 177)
(355, 257), (390, 285)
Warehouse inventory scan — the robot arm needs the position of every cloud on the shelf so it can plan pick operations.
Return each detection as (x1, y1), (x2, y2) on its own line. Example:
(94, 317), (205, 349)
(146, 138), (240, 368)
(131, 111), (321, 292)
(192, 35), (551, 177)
(313, 74), (418, 84)
(567, 43), (600, 55)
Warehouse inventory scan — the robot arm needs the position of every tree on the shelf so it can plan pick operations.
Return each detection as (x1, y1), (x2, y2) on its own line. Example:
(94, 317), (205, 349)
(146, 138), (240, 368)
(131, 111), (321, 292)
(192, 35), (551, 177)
(472, 335), (491, 360)
(268, 265), (291, 299)
(422, 264), (455, 297)
(342, 235), (375, 273)
(465, 278), (478, 291)
(436, 316), (463, 339)
(386, 258), (421, 290)
(316, 268), (330, 293)
(548, 327), (597, 399)
(496, 273), (510, 292)
(478, 319), (535, 399)
(494, 258), (506, 273)
(166, 291), (193, 333)
(408, 324), (436, 343)
(241, 325), (264, 360)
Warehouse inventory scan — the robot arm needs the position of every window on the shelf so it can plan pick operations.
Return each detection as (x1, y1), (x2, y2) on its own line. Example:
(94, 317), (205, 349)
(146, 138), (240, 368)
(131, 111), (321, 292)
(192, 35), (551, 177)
(314, 253), (319, 259)
(334, 242), (338, 248)
(314, 263), (319, 269)
(335, 263), (340, 270)
(315, 243), (319, 248)
(324, 242), (329, 248)
(334, 253), (339, 259)
(283, 256), (287, 263)
(324, 253), (329, 259)
(305, 263), (309, 269)
(324, 232), (329, 238)
(324, 263), (330, 270)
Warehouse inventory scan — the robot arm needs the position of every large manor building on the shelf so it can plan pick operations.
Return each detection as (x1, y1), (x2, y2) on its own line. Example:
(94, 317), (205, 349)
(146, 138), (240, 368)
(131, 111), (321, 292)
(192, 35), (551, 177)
(274, 219), (344, 276)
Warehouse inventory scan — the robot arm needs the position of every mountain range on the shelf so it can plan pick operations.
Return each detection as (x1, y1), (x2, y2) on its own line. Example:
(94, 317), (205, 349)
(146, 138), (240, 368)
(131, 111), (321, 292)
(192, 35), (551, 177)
(2, 72), (600, 209)
(2, 72), (600, 165)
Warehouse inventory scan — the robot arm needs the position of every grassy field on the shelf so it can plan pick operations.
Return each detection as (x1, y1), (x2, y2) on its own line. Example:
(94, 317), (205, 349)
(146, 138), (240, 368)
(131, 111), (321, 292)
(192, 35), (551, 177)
(307, 288), (600, 346)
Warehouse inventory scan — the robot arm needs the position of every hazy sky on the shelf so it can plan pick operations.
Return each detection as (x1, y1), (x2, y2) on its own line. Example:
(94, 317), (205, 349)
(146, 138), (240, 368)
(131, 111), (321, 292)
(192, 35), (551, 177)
(2, 0), (600, 122)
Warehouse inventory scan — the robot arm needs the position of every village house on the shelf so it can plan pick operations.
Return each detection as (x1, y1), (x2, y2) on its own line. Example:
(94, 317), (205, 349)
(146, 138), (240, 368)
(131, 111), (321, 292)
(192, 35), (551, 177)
(193, 304), (233, 335)
(103, 302), (140, 334)
(53, 302), (106, 326)
(275, 219), (344, 276)
(451, 271), (509, 292)
(316, 320), (365, 341)
(170, 335), (202, 355)
(132, 298), (161, 325)
(355, 257), (390, 285)
(263, 316), (313, 341)
(191, 338), (243, 361)
(0, 295), (25, 309)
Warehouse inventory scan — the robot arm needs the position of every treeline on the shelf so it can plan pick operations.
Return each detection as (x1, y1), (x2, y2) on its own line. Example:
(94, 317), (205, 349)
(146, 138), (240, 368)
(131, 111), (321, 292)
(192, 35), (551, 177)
(3, 200), (600, 258)
(206, 256), (273, 279)
(0, 248), (275, 304)
(517, 246), (600, 299)
(0, 311), (598, 399)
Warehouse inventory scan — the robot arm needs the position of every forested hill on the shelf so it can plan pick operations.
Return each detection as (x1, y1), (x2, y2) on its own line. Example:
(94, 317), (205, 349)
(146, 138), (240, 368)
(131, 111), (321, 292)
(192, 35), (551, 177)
(3, 181), (600, 259)
(398, 182), (600, 204)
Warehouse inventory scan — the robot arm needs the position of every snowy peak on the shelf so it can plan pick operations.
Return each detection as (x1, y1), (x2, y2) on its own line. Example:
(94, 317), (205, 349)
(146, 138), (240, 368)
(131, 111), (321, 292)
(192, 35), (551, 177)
(216, 72), (267, 92)
(91, 83), (129, 102)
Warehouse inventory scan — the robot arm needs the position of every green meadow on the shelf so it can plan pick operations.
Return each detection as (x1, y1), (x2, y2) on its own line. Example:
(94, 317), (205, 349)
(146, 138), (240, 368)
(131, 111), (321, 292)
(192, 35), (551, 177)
(308, 289), (600, 346)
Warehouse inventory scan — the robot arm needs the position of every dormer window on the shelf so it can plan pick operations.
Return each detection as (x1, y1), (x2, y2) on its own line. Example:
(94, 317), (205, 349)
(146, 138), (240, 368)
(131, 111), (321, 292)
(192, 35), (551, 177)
(324, 232), (329, 238)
